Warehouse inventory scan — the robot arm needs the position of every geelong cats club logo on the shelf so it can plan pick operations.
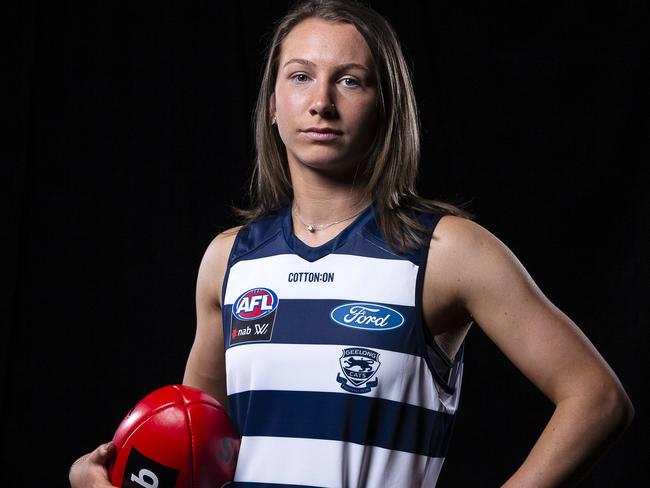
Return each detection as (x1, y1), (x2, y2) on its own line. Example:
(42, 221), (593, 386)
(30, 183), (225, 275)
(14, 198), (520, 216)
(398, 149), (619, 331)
(230, 288), (279, 346)
(336, 347), (381, 394)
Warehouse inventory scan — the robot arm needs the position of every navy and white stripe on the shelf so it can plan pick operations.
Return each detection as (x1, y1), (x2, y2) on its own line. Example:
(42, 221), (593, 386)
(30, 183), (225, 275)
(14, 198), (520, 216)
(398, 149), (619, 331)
(222, 205), (463, 487)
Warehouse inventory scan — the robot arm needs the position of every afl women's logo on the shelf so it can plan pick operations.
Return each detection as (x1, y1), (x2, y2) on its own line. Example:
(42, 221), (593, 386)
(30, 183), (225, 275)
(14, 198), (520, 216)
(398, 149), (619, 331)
(233, 288), (278, 320)
(330, 303), (404, 331)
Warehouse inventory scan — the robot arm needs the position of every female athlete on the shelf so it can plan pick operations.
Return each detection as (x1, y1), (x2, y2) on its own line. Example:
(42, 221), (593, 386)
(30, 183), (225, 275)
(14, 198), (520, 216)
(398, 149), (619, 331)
(70, 1), (633, 486)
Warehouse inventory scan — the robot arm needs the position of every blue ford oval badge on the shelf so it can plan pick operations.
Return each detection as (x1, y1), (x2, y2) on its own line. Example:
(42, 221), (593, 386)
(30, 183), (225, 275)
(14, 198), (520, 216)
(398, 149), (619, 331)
(330, 302), (404, 331)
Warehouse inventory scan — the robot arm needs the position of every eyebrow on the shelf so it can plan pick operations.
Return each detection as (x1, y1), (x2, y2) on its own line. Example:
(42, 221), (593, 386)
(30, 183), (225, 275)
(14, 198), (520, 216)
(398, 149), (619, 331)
(282, 58), (370, 72)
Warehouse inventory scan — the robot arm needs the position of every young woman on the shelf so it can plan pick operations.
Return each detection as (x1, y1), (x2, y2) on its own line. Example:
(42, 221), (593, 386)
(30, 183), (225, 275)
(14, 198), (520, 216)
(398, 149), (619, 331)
(70, 1), (633, 486)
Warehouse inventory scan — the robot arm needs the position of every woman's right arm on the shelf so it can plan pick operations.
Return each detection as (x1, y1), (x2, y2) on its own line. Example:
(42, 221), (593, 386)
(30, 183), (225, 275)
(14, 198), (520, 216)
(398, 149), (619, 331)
(183, 229), (239, 405)
(69, 229), (238, 487)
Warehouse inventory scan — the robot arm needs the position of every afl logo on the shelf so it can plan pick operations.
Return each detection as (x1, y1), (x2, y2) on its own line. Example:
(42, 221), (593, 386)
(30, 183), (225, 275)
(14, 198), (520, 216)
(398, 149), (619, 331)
(233, 288), (279, 321)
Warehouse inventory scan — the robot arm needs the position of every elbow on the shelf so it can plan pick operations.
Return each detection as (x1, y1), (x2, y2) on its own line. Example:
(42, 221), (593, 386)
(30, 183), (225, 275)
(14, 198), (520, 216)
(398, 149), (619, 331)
(564, 375), (635, 440)
(615, 389), (635, 432)
(598, 381), (634, 437)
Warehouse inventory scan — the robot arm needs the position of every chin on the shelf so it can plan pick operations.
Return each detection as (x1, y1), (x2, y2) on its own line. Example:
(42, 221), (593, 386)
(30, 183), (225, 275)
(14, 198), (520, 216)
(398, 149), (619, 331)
(295, 151), (348, 168)
(287, 142), (369, 176)
(295, 159), (363, 181)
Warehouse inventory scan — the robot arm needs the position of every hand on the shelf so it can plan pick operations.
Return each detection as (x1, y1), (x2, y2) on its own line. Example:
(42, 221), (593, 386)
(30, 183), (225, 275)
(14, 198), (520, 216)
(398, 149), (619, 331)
(69, 442), (117, 488)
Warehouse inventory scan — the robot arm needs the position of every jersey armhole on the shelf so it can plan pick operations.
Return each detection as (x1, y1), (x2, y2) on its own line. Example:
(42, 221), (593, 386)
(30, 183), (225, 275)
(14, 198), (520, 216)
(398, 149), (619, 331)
(414, 212), (462, 395)
(424, 329), (465, 395)
(220, 227), (246, 352)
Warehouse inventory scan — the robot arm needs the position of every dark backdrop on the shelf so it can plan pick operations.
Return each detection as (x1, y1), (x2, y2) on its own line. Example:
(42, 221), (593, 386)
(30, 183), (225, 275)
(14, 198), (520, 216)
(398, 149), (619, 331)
(4, 1), (648, 486)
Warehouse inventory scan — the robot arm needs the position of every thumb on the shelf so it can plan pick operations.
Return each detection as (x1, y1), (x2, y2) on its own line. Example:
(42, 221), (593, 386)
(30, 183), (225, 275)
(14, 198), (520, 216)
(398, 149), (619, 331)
(90, 442), (116, 465)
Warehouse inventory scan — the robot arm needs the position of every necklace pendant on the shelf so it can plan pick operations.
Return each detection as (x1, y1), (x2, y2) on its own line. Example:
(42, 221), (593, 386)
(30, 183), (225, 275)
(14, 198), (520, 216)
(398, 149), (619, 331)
(307, 224), (314, 232)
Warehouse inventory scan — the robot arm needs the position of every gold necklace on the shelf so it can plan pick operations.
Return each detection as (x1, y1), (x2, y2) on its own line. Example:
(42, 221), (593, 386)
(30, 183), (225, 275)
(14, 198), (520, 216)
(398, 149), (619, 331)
(292, 206), (366, 233)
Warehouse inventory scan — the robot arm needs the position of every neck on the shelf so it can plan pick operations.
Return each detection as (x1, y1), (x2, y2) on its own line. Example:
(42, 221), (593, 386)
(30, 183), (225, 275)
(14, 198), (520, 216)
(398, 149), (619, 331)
(287, 160), (372, 244)
(289, 165), (371, 224)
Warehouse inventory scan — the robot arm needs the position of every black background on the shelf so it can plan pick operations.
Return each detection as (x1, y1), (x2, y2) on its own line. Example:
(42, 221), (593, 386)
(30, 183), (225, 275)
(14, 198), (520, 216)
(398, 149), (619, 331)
(4, 1), (648, 486)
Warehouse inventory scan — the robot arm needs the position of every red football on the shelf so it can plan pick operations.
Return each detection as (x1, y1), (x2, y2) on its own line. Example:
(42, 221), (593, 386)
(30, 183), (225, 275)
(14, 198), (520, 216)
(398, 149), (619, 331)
(109, 384), (240, 488)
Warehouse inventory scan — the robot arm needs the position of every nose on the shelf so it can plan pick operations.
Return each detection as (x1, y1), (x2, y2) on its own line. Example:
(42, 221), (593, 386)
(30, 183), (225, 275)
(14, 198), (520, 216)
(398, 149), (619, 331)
(309, 83), (337, 118)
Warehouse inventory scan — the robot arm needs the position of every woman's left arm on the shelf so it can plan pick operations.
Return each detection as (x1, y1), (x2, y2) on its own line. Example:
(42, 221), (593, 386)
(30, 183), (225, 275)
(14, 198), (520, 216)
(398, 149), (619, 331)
(437, 216), (634, 487)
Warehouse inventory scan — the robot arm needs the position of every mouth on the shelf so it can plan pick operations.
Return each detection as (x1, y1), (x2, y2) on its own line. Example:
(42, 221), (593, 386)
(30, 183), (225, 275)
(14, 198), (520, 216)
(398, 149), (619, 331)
(300, 127), (343, 141)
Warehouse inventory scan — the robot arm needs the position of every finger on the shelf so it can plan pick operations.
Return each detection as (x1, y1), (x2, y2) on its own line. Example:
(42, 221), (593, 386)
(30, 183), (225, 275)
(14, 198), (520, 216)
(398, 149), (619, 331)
(69, 443), (118, 488)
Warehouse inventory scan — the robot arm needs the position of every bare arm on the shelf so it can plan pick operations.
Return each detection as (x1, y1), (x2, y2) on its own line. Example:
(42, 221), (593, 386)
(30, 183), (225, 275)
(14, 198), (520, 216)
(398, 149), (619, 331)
(183, 228), (239, 406)
(70, 229), (239, 487)
(427, 216), (633, 487)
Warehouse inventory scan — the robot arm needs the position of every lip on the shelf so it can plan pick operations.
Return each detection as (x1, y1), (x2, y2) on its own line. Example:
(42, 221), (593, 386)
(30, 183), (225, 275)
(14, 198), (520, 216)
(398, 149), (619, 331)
(300, 127), (343, 141)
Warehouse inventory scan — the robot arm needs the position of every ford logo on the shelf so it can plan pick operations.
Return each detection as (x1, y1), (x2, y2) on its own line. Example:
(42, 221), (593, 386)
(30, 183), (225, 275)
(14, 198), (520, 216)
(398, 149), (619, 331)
(330, 303), (404, 331)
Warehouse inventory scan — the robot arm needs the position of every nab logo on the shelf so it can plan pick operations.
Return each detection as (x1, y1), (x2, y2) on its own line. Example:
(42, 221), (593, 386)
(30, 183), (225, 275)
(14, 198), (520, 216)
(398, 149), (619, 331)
(233, 288), (278, 320)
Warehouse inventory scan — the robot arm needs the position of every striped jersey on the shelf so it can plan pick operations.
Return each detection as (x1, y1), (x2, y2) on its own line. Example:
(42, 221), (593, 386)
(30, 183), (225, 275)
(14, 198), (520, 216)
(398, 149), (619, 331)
(221, 204), (464, 487)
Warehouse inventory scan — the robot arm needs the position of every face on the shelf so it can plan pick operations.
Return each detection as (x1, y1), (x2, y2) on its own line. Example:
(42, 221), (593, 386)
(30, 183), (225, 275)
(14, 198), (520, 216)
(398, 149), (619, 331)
(272, 18), (378, 177)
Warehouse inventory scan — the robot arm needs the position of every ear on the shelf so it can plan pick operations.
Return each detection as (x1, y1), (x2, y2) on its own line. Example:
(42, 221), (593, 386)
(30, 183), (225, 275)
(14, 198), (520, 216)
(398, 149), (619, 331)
(269, 92), (276, 118)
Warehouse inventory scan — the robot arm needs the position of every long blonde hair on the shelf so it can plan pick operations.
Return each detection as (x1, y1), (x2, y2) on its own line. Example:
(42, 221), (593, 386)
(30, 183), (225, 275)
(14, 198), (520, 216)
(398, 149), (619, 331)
(238, 0), (473, 252)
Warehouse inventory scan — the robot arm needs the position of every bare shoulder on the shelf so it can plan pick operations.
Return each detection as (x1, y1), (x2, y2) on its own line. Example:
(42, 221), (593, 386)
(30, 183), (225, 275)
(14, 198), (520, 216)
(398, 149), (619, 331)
(430, 214), (503, 255)
(427, 215), (492, 284)
(204, 226), (242, 262)
(423, 214), (527, 333)
(422, 215), (490, 339)
(197, 226), (243, 308)
(428, 214), (523, 290)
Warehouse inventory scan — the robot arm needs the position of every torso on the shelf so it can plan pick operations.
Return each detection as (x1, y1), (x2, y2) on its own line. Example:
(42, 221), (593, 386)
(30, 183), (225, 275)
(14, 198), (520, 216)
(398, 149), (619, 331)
(219, 205), (468, 487)
(293, 213), (473, 360)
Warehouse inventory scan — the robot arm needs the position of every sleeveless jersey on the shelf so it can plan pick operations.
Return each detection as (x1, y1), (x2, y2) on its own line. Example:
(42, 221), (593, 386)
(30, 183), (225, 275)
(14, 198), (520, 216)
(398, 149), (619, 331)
(221, 204), (464, 487)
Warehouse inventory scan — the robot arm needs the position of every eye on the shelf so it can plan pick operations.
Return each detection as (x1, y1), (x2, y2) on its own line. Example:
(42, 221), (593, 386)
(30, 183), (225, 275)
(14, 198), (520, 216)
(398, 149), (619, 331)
(290, 73), (311, 84)
(340, 77), (361, 88)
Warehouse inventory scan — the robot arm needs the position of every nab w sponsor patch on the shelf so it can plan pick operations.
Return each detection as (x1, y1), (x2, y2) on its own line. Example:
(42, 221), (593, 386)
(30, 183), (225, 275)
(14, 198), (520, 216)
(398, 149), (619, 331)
(230, 287), (279, 346)
(330, 302), (404, 331)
